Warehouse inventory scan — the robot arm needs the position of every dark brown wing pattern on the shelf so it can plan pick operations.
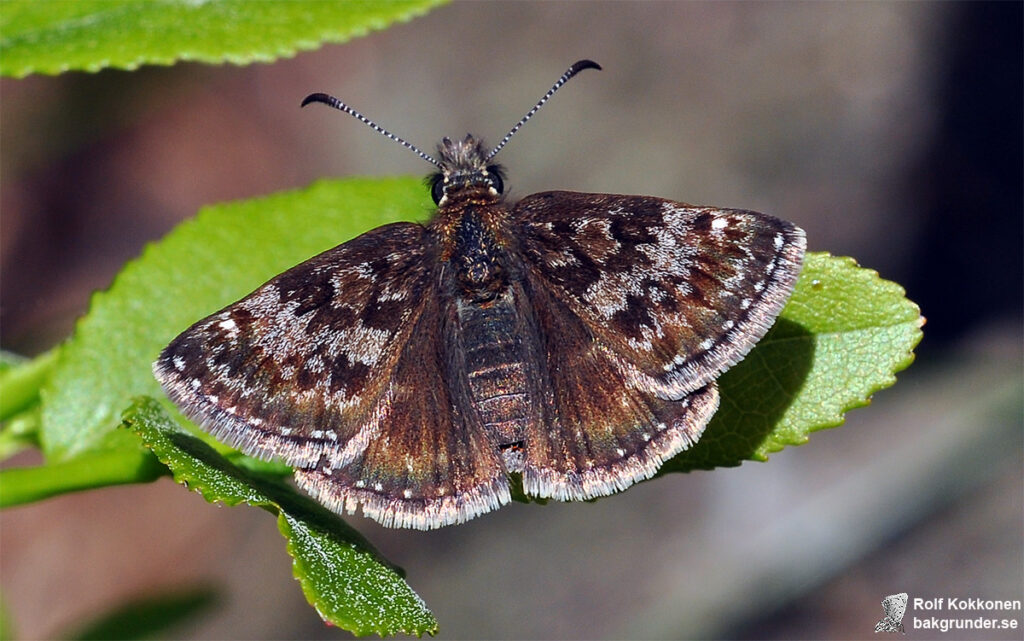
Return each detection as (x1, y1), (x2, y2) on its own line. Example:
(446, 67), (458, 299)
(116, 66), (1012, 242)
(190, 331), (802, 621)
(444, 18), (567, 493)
(155, 223), (430, 467)
(155, 59), (807, 530)
(294, 291), (510, 529)
(517, 272), (720, 501)
(516, 191), (806, 400)
(154, 222), (508, 528)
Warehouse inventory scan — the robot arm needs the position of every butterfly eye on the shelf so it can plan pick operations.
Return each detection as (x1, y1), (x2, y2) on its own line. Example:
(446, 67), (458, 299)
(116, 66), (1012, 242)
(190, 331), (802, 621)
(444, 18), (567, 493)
(487, 165), (504, 194)
(430, 175), (445, 204)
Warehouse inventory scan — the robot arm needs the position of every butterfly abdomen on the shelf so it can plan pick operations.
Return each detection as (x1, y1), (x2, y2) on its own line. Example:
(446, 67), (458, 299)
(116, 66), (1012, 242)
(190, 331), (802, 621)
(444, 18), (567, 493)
(456, 291), (530, 471)
(445, 208), (529, 471)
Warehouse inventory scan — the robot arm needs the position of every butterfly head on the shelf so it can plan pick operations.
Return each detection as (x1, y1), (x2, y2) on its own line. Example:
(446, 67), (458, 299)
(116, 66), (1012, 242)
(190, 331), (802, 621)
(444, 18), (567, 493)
(428, 134), (506, 206)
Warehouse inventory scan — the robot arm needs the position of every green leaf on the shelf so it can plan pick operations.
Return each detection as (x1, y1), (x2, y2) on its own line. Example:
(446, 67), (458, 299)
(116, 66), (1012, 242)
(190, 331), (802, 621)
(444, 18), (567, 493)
(0, 409), (41, 462)
(123, 397), (437, 637)
(42, 177), (431, 461)
(0, 349), (58, 421)
(63, 586), (218, 641)
(0, 0), (447, 78)
(661, 252), (923, 473)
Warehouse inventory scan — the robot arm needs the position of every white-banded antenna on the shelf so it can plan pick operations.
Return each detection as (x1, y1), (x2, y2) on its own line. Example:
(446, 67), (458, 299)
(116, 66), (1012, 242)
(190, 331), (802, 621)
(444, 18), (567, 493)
(486, 59), (602, 161)
(302, 59), (601, 167)
(301, 92), (442, 168)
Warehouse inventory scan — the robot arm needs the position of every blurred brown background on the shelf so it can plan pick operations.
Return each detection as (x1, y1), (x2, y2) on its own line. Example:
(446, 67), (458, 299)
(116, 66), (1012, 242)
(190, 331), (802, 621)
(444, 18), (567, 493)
(1, 2), (1021, 639)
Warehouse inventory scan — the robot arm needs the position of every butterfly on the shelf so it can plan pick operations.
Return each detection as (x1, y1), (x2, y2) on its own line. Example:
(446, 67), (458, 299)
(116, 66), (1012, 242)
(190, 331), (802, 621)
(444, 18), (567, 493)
(153, 60), (806, 530)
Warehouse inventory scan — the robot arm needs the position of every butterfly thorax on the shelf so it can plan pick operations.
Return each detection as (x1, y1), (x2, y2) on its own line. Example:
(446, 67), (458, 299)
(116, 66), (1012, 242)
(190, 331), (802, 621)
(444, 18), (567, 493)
(428, 135), (514, 302)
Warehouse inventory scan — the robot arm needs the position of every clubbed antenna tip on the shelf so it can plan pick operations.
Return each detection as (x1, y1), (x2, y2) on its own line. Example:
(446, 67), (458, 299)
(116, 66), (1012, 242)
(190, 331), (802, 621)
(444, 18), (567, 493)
(487, 59), (602, 161)
(301, 92), (441, 168)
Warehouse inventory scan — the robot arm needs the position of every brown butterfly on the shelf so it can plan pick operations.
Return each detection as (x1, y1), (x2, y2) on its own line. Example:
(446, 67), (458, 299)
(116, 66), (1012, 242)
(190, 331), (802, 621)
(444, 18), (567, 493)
(154, 61), (805, 529)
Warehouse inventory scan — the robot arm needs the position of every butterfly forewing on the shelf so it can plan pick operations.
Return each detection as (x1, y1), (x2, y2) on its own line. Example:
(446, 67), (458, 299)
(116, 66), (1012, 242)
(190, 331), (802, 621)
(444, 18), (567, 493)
(154, 223), (433, 467)
(516, 191), (806, 399)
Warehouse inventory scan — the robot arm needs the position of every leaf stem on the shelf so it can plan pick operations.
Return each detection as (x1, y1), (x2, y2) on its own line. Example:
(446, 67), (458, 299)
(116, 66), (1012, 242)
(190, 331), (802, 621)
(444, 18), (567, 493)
(0, 448), (166, 509)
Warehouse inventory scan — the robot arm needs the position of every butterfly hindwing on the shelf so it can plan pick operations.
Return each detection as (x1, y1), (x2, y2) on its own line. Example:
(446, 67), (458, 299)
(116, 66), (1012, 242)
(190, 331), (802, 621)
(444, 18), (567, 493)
(294, 289), (510, 530)
(517, 271), (720, 501)
(516, 191), (806, 399)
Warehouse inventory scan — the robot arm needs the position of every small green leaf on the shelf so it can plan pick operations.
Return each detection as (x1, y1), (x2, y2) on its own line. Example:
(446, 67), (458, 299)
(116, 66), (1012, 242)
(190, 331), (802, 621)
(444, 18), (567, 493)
(0, 348), (58, 421)
(63, 586), (218, 641)
(0, 0), (447, 78)
(0, 408), (40, 461)
(42, 177), (431, 461)
(661, 252), (923, 473)
(123, 397), (437, 637)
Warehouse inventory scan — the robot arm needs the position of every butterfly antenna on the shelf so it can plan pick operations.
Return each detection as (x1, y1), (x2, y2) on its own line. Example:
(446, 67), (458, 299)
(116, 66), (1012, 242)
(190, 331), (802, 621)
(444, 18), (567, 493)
(301, 93), (442, 168)
(486, 59), (602, 162)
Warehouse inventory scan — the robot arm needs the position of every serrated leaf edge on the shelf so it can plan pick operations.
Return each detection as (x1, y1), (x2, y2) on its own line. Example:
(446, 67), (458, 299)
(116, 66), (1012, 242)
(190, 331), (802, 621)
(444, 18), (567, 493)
(2, 1), (444, 78)
(279, 513), (438, 638)
(122, 398), (437, 637)
(753, 252), (925, 458)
